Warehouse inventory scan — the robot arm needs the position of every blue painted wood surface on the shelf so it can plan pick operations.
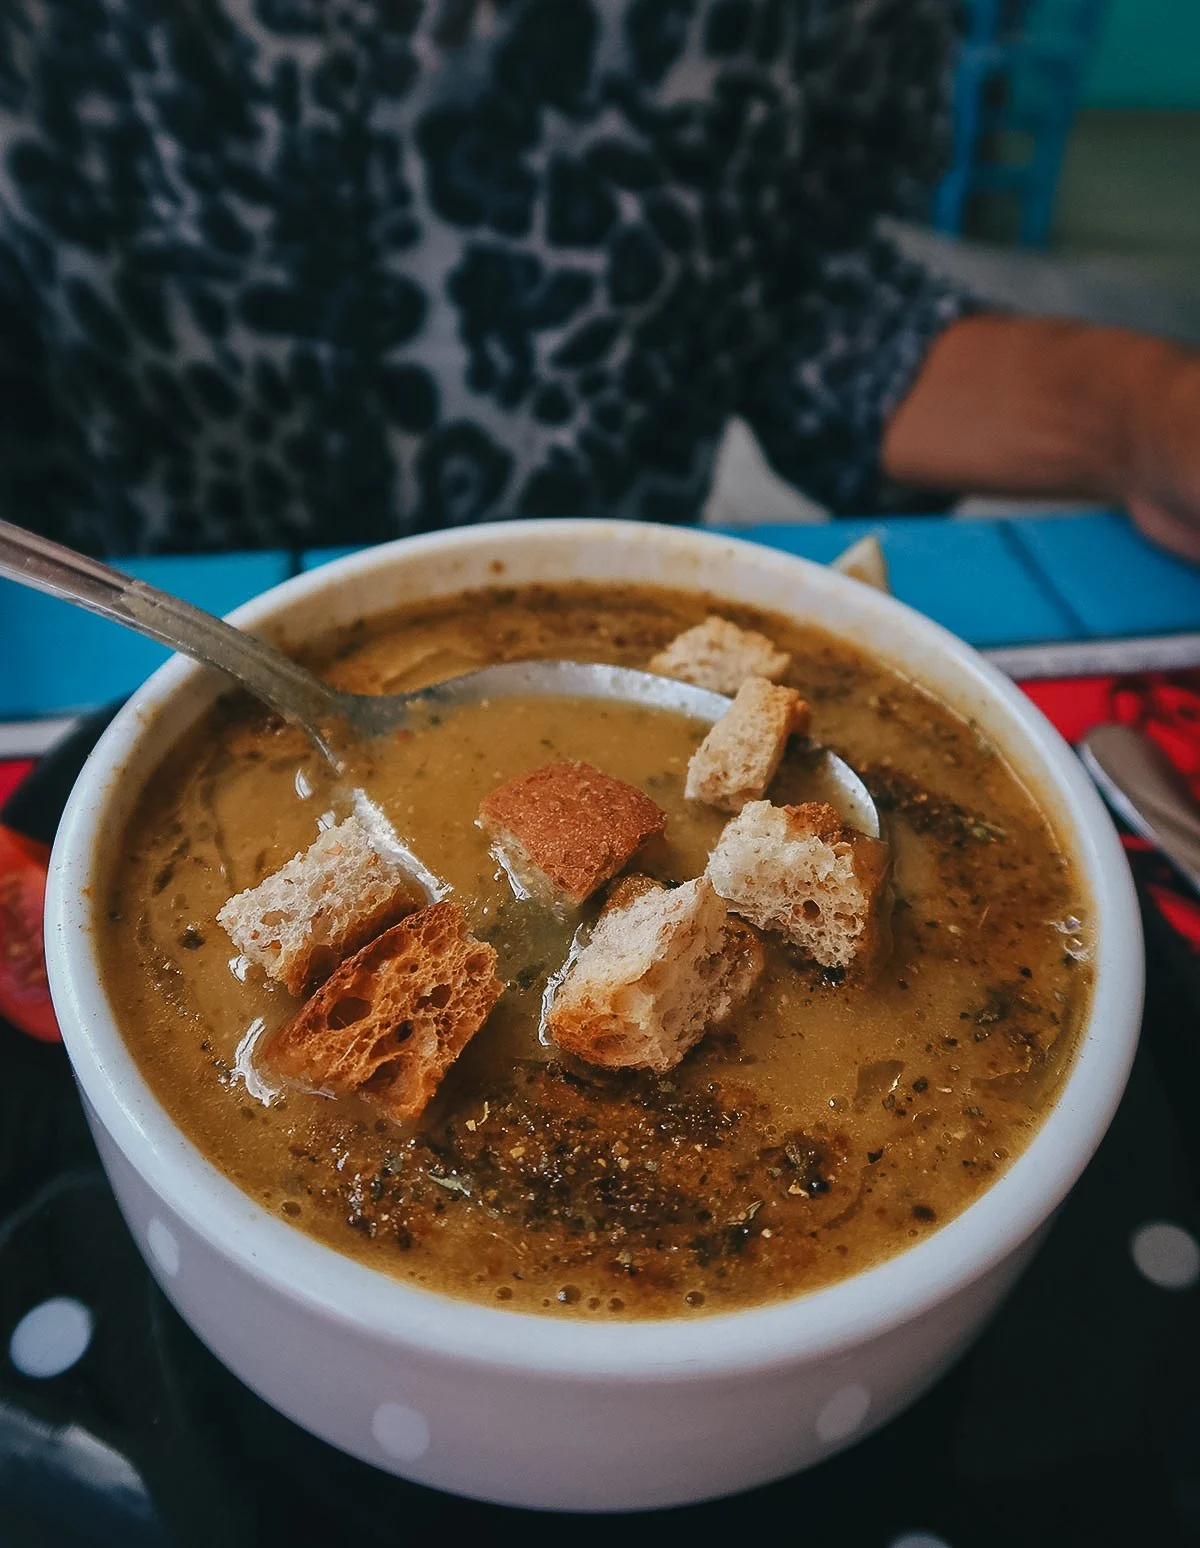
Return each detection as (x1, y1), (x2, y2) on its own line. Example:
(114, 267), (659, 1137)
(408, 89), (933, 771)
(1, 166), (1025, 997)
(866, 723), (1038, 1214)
(300, 548), (362, 572)
(0, 552), (292, 719)
(2, 516), (1197, 719)
(1007, 512), (1200, 637)
(717, 517), (1081, 648)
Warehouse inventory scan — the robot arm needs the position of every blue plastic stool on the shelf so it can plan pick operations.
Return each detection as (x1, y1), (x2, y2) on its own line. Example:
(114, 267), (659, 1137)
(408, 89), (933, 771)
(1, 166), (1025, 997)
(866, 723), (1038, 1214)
(934, 0), (1109, 248)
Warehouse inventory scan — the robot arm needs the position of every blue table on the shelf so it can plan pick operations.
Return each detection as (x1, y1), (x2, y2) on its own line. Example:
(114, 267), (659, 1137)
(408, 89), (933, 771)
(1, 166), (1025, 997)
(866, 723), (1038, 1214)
(2, 513), (1198, 721)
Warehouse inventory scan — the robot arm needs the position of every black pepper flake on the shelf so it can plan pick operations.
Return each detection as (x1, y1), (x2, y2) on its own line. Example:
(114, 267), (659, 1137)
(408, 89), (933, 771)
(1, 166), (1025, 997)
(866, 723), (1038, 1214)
(867, 1149), (884, 1164)
(912, 1077), (928, 1093)
(912, 1204), (937, 1222)
(178, 925), (205, 950)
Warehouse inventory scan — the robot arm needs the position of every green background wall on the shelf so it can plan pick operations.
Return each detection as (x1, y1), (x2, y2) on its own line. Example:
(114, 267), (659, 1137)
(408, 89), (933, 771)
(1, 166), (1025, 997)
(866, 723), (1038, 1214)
(1082, 0), (1200, 110)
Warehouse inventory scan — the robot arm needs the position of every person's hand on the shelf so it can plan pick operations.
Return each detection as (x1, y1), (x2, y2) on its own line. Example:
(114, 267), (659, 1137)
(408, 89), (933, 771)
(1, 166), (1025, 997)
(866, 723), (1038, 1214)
(1124, 349), (1200, 564)
(884, 317), (1200, 565)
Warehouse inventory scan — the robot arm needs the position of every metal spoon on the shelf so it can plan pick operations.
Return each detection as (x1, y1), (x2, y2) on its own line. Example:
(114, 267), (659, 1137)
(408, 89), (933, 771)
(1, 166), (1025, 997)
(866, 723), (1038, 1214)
(1079, 723), (1200, 894)
(0, 519), (879, 835)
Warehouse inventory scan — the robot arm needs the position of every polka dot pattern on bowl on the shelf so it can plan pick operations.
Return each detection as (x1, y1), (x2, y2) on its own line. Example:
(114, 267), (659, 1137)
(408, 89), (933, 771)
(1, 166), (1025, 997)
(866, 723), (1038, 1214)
(146, 1218), (180, 1277)
(371, 1402), (430, 1463)
(815, 1383), (872, 1444)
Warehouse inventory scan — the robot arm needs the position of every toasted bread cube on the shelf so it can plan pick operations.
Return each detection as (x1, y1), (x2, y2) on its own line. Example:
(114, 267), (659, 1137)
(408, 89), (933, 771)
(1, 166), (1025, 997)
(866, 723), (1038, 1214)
(600, 871), (665, 915)
(685, 677), (811, 812)
(264, 902), (502, 1121)
(708, 801), (891, 977)
(831, 534), (890, 593)
(649, 616), (790, 694)
(545, 876), (764, 1072)
(216, 815), (420, 995)
(479, 760), (666, 908)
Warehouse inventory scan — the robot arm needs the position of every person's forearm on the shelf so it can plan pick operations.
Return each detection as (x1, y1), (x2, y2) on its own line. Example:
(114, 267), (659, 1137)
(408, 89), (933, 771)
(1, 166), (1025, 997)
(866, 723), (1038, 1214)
(881, 313), (1189, 506)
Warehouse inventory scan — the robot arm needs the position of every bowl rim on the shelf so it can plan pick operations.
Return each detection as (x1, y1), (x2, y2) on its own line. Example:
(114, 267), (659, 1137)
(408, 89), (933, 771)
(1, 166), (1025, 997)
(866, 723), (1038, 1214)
(45, 518), (1143, 1381)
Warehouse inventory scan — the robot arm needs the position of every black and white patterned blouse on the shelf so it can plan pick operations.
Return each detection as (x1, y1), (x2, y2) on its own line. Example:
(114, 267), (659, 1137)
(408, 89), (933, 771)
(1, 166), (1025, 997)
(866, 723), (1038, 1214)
(0, 0), (976, 555)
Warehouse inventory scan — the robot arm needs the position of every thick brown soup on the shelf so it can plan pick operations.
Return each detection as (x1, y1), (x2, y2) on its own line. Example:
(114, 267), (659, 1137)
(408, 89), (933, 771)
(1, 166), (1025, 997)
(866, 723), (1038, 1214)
(98, 584), (1092, 1319)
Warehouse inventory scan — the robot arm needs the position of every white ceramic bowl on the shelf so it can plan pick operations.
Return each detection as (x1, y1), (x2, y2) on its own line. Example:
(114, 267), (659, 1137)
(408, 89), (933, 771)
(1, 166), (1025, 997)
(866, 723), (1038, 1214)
(45, 520), (1142, 1511)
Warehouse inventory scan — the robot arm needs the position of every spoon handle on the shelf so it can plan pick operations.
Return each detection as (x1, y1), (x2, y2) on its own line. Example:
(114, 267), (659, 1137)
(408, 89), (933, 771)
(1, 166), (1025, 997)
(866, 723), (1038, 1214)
(0, 519), (338, 743)
(1080, 723), (1200, 895)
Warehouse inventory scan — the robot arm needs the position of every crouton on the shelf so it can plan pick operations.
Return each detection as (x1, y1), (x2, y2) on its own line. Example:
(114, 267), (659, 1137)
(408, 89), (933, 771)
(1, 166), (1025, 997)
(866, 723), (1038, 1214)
(649, 615), (790, 694)
(601, 871), (665, 915)
(216, 815), (421, 995)
(544, 877), (764, 1073)
(707, 801), (891, 977)
(264, 901), (503, 1121)
(831, 534), (890, 593)
(479, 760), (666, 908)
(685, 676), (811, 812)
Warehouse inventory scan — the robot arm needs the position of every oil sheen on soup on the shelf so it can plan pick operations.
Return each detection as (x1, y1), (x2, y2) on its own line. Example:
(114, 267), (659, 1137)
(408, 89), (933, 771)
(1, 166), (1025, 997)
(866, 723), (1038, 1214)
(98, 584), (1093, 1319)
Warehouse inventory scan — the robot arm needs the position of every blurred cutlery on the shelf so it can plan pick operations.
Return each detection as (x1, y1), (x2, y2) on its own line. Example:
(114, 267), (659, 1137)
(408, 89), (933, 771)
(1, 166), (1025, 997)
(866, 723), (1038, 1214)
(1079, 723), (1200, 894)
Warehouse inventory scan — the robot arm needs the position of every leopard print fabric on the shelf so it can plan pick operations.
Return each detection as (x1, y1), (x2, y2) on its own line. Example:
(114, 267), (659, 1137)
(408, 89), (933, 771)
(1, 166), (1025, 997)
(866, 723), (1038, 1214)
(0, 0), (975, 554)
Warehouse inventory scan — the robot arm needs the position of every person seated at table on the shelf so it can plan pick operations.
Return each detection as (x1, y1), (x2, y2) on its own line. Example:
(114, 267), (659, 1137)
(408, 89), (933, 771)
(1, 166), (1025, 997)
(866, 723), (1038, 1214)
(0, 0), (1196, 560)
